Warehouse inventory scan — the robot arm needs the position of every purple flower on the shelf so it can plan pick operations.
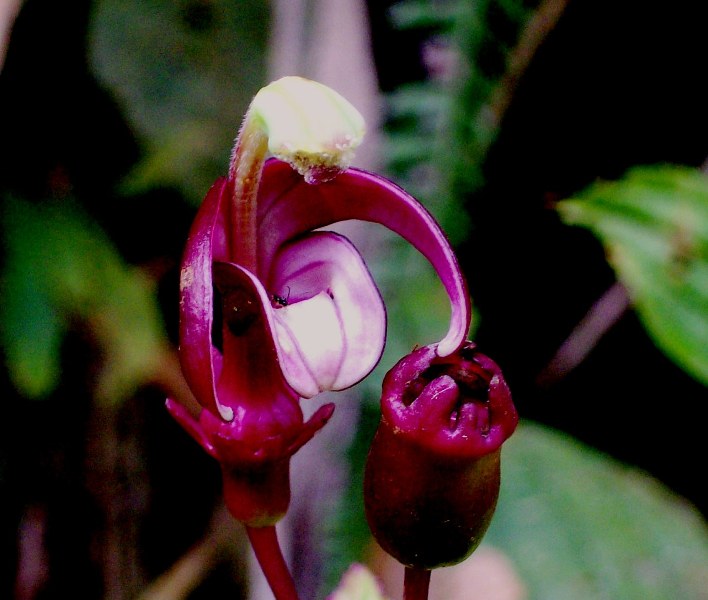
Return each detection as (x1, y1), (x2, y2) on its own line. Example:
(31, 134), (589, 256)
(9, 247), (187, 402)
(166, 156), (470, 525)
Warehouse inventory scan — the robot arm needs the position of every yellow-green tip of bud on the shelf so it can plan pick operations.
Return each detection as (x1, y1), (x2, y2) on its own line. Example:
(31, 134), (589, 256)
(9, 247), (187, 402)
(249, 76), (365, 183)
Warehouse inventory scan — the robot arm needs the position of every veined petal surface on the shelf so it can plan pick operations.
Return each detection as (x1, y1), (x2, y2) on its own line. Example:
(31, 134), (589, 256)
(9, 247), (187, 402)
(268, 232), (386, 397)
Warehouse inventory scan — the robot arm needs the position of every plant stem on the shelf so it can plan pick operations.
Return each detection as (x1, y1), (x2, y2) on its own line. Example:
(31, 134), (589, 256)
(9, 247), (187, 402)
(246, 525), (299, 600)
(488, 0), (571, 127)
(536, 281), (630, 387)
(403, 567), (431, 600)
(228, 111), (268, 273)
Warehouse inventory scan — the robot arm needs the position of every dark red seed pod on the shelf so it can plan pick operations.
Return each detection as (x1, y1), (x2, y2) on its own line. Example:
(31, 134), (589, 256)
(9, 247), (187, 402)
(364, 342), (518, 569)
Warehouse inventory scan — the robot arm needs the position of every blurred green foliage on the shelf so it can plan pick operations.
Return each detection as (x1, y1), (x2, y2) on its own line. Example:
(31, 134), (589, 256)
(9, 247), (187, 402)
(0, 0), (271, 402)
(559, 166), (708, 386)
(385, 0), (539, 243)
(88, 0), (270, 203)
(0, 197), (167, 404)
(488, 422), (708, 600)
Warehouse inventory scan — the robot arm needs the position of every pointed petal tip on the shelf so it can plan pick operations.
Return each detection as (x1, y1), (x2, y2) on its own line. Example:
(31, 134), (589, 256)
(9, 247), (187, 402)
(436, 335), (464, 358)
(216, 403), (234, 421)
(435, 313), (471, 358)
(165, 397), (218, 458)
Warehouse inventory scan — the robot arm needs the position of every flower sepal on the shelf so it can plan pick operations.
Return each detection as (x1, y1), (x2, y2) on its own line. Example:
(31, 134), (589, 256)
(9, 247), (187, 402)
(166, 397), (334, 526)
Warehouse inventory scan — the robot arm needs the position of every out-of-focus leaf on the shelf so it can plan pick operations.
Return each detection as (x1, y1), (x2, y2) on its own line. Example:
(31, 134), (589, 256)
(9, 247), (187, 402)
(1, 264), (65, 398)
(88, 0), (270, 202)
(388, 0), (460, 31)
(558, 166), (708, 385)
(384, 0), (540, 244)
(327, 564), (388, 600)
(487, 422), (708, 600)
(0, 197), (167, 404)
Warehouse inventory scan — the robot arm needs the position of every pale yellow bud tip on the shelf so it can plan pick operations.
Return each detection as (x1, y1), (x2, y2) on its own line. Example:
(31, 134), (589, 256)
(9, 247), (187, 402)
(250, 76), (365, 183)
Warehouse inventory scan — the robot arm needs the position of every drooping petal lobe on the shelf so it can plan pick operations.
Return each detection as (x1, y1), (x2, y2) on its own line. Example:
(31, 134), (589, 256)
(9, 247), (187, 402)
(212, 260), (293, 412)
(273, 292), (345, 394)
(268, 232), (386, 397)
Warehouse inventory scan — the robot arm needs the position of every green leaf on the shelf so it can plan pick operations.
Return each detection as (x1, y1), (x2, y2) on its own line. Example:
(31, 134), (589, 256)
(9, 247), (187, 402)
(88, 0), (270, 202)
(327, 564), (389, 600)
(558, 165), (708, 385)
(1, 265), (65, 398)
(487, 422), (708, 600)
(1, 197), (167, 404)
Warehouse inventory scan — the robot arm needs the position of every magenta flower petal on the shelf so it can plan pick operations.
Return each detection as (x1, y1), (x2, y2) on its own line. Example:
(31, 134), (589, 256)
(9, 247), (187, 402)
(256, 159), (470, 356)
(267, 231), (386, 397)
(179, 160), (470, 421)
(380, 342), (518, 458)
(178, 177), (228, 419)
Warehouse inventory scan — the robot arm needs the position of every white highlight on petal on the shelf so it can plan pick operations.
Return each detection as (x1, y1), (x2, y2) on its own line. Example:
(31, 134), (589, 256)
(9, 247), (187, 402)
(274, 292), (344, 391)
(268, 232), (386, 397)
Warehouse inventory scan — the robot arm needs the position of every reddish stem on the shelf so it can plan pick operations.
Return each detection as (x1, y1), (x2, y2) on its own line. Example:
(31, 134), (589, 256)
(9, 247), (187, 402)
(227, 115), (268, 273)
(246, 525), (299, 600)
(404, 567), (431, 600)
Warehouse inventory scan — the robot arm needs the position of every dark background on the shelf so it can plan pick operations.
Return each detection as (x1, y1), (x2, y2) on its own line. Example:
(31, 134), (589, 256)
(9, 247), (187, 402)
(368, 0), (707, 515)
(1, 0), (706, 598)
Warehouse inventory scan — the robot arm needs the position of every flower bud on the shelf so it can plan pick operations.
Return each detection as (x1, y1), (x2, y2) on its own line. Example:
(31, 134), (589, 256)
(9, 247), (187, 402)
(247, 76), (365, 183)
(364, 342), (518, 569)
